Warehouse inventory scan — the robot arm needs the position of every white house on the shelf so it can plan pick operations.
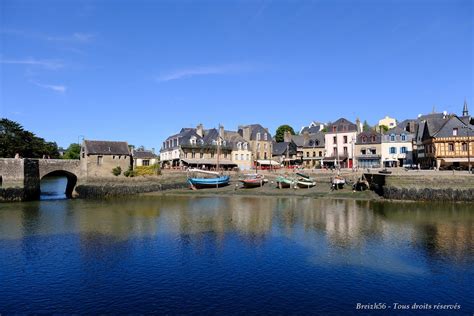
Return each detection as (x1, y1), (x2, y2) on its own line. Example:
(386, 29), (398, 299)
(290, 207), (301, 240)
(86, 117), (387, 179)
(324, 118), (361, 168)
(381, 120), (415, 167)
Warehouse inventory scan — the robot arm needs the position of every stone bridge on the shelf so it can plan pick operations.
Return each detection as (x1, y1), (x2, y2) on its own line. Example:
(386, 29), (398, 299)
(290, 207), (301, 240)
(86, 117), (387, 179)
(0, 158), (83, 201)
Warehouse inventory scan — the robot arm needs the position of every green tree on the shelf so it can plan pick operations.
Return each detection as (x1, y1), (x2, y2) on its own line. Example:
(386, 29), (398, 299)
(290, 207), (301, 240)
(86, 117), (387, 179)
(363, 120), (371, 132)
(274, 125), (296, 142)
(0, 118), (59, 158)
(62, 143), (81, 159)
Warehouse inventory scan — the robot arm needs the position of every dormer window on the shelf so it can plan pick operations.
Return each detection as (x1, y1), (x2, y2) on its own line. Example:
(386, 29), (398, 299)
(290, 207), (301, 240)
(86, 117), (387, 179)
(343, 125), (348, 131)
(401, 134), (406, 141)
(362, 136), (367, 143)
(256, 132), (261, 141)
(371, 136), (376, 142)
(237, 142), (242, 150)
(222, 140), (226, 146)
(332, 126), (337, 132)
(243, 143), (248, 150)
(212, 140), (217, 145)
(190, 137), (196, 145)
(390, 134), (395, 142)
(453, 128), (458, 136)
(264, 133), (268, 141)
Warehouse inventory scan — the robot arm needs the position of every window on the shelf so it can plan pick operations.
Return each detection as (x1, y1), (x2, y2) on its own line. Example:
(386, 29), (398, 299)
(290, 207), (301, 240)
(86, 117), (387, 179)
(332, 126), (337, 132)
(257, 143), (261, 150)
(390, 134), (395, 142)
(401, 147), (407, 154)
(243, 143), (248, 150)
(343, 147), (348, 154)
(185, 152), (188, 158)
(256, 132), (261, 141)
(401, 134), (406, 141)
(224, 153), (227, 159)
(190, 138), (196, 145)
(306, 152), (310, 158)
(313, 151), (316, 157)
(264, 133), (268, 141)
(362, 136), (367, 143)
(235, 154), (238, 160)
(82, 153), (85, 159)
(343, 136), (348, 144)
(453, 128), (458, 136)
(319, 151), (322, 157)
(97, 155), (103, 165)
(237, 142), (242, 150)
(371, 136), (376, 142)
(211, 152), (214, 158)
(192, 151), (195, 158)
(333, 136), (337, 144)
(462, 143), (468, 151)
(143, 160), (150, 166)
(240, 154), (244, 160)
(448, 143), (454, 152)
(264, 143), (267, 150)
(198, 152), (202, 158)
(343, 125), (348, 131)
(246, 154), (250, 160)
(390, 147), (396, 154)
(264, 152), (267, 159)
(113, 155), (115, 159)
(361, 149), (366, 155)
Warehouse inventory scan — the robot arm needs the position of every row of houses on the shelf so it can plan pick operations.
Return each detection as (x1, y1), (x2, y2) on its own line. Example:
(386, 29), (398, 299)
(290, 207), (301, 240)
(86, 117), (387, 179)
(160, 101), (474, 170)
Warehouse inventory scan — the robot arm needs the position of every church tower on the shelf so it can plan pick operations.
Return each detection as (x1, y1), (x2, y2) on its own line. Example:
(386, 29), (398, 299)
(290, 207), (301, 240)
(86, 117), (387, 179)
(462, 99), (469, 116)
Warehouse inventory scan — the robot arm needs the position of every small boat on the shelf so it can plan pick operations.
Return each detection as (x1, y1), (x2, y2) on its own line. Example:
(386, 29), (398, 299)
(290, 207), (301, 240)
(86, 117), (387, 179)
(187, 169), (230, 189)
(379, 168), (392, 174)
(332, 176), (346, 190)
(295, 173), (316, 188)
(353, 176), (370, 191)
(276, 176), (293, 189)
(239, 174), (267, 188)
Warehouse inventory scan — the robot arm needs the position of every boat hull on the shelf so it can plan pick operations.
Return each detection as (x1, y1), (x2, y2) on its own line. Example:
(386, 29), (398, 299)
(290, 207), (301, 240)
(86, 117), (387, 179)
(239, 179), (265, 188)
(276, 177), (293, 188)
(188, 176), (230, 189)
(296, 180), (316, 188)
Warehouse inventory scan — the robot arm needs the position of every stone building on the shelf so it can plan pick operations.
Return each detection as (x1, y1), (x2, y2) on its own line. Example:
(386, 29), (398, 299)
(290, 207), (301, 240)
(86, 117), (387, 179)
(160, 125), (239, 170)
(238, 124), (274, 165)
(354, 131), (382, 168)
(80, 140), (132, 177)
(133, 149), (158, 167)
(272, 141), (297, 166)
(226, 131), (253, 170)
(324, 118), (361, 168)
(284, 131), (325, 168)
(381, 120), (415, 167)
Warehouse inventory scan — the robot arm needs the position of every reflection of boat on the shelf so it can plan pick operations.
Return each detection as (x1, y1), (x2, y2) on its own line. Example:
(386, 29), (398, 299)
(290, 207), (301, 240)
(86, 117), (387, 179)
(276, 176), (294, 189)
(295, 173), (316, 188)
(239, 174), (267, 188)
(332, 176), (345, 190)
(188, 169), (230, 189)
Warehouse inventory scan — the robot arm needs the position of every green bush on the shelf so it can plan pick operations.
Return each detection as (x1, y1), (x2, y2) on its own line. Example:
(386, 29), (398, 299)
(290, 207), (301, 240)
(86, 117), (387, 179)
(124, 166), (137, 177)
(112, 166), (122, 176)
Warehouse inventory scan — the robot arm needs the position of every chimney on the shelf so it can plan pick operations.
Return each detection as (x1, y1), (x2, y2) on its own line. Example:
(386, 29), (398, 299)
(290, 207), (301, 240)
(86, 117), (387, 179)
(196, 124), (204, 137)
(239, 126), (251, 140)
(356, 118), (362, 133)
(219, 125), (225, 138)
(283, 130), (292, 143)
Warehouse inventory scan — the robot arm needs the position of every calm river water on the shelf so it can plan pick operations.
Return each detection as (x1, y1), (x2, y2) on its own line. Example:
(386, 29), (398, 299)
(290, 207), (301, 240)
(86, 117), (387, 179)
(0, 183), (473, 314)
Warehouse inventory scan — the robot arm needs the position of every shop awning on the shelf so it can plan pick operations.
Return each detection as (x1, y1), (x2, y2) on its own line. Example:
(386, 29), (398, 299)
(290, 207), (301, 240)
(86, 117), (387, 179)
(256, 159), (280, 166)
(181, 158), (237, 166)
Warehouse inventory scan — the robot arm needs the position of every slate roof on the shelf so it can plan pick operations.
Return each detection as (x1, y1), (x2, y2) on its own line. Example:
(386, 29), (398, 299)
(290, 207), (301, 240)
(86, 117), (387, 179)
(272, 142), (297, 156)
(326, 118), (357, 133)
(432, 115), (474, 138)
(84, 140), (130, 155)
(290, 132), (325, 148)
(355, 131), (382, 144)
(225, 131), (249, 150)
(239, 124), (273, 141)
(133, 150), (157, 159)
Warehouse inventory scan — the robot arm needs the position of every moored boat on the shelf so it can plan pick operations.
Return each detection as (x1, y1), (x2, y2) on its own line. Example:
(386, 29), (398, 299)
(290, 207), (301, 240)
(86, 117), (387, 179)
(276, 176), (293, 189)
(239, 174), (267, 188)
(332, 176), (346, 190)
(187, 169), (230, 189)
(295, 173), (316, 188)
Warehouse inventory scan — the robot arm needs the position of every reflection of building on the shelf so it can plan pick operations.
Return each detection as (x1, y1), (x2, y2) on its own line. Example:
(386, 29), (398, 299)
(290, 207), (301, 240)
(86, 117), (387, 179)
(355, 131), (382, 168)
(81, 140), (132, 177)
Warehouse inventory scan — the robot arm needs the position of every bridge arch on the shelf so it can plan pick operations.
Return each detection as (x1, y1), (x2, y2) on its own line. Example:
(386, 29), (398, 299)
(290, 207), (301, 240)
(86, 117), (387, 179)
(40, 170), (78, 198)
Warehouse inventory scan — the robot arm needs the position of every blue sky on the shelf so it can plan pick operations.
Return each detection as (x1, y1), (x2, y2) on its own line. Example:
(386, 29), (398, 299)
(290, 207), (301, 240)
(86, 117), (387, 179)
(1, 0), (472, 149)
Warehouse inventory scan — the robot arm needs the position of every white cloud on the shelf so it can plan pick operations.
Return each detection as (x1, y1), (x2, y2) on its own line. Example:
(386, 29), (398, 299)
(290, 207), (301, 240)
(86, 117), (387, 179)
(47, 32), (95, 43)
(0, 58), (64, 70)
(31, 81), (67, 93)
(157, 63), (254, 82)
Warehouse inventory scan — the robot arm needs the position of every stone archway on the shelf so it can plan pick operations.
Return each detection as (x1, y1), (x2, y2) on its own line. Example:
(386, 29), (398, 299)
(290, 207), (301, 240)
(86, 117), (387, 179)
(40, 170), (78, 198)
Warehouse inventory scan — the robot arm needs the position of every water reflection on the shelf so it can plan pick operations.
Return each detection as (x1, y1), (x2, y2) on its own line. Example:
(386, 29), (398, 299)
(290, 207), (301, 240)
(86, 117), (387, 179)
(0, 196), (473, 314)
